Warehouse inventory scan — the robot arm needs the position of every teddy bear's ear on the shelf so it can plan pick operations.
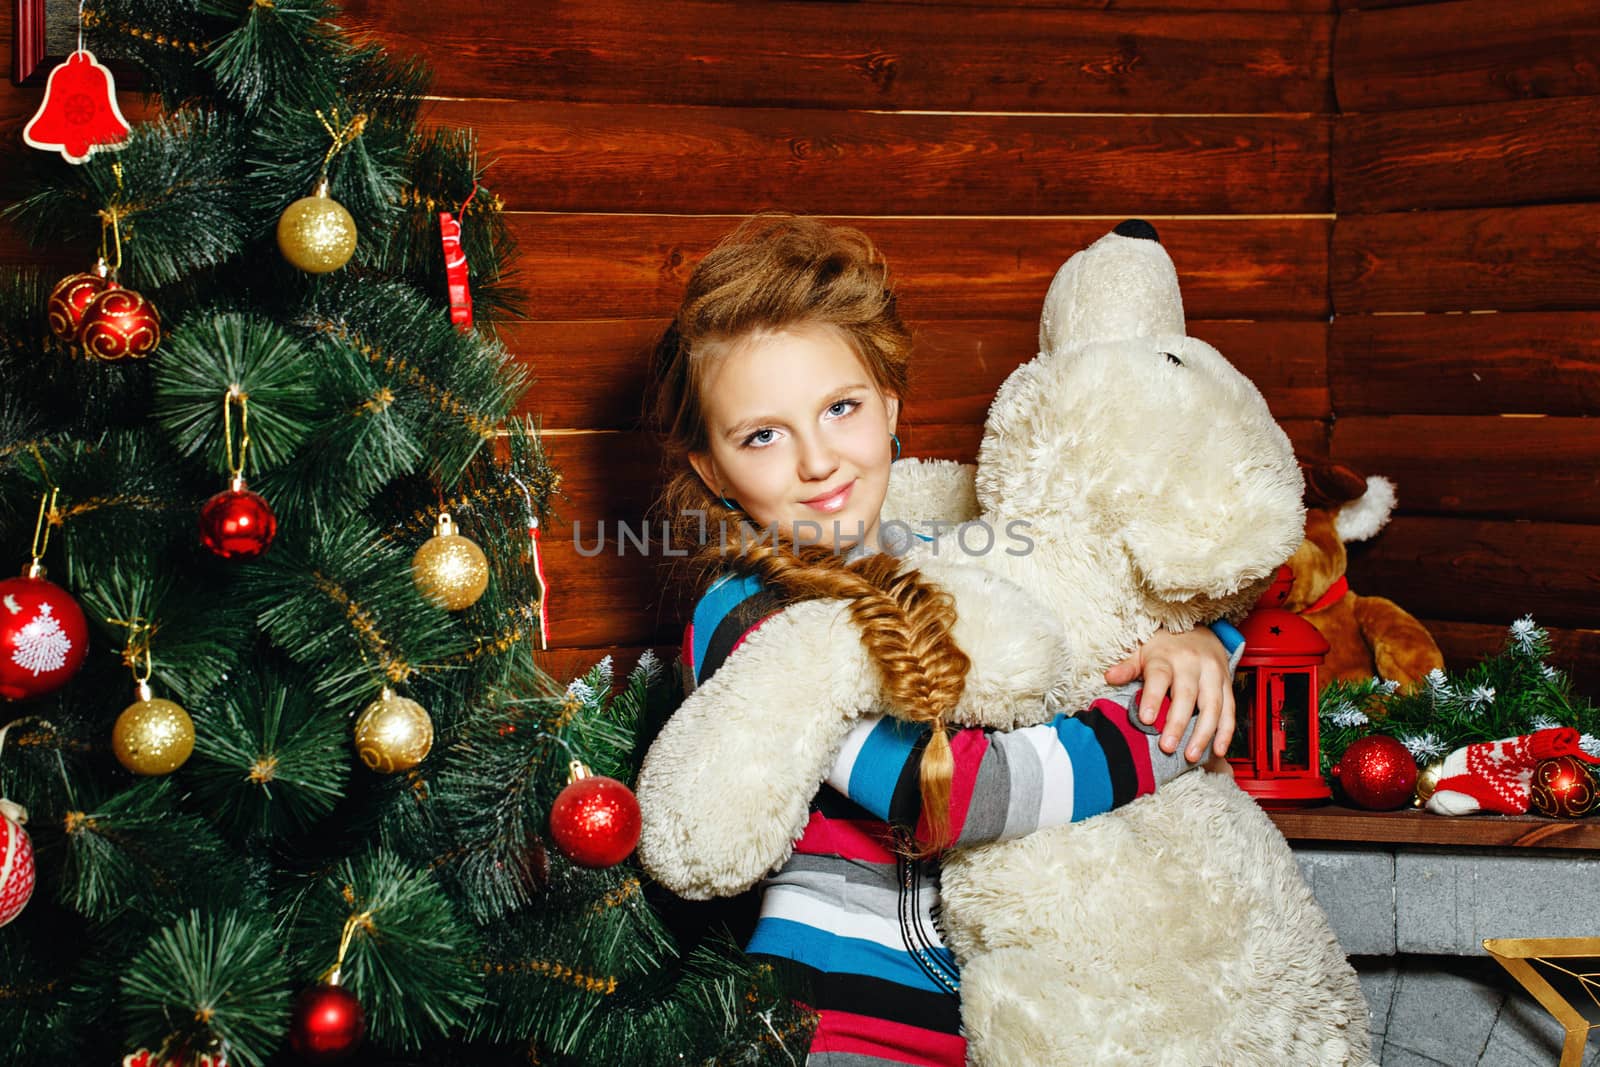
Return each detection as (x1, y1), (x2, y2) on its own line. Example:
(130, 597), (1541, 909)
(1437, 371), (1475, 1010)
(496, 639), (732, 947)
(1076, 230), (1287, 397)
(1038, 219), (1185, 356)
(1300, 460), (1368, 509)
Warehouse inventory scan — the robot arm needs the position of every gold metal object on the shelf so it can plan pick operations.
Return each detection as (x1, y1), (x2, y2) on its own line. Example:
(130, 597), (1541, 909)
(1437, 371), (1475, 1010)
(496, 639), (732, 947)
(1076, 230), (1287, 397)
(1482, 937), (1600, 1066)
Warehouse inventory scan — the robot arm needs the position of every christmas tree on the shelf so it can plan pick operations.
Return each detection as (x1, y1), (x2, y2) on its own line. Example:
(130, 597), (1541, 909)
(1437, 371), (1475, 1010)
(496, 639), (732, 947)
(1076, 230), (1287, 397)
(0, 2), (808, 1063)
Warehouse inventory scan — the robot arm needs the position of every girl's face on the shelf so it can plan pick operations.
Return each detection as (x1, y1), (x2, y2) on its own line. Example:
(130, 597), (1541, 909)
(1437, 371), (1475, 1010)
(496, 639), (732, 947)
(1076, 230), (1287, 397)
(689, 323), (900, 553)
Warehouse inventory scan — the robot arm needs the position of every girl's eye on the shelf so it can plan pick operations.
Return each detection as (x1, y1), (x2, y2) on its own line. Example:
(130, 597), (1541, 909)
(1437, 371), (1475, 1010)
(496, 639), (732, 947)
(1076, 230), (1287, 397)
(742, 428), (777, 448)
(826, 399), (860, 418)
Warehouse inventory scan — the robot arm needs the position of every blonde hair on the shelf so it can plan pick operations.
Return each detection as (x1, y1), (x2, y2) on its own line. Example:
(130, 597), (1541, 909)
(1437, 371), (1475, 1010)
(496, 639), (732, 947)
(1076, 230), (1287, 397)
(644, 214), (967, 853)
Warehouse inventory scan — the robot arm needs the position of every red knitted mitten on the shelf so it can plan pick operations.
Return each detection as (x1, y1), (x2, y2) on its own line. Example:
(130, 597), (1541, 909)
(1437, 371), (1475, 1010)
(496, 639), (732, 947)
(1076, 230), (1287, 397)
(1426, 728), (1600, 816)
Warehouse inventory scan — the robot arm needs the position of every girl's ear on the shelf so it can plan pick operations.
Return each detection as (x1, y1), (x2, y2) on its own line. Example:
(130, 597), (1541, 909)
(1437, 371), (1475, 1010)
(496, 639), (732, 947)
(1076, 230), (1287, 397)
(885, 393), (901, 434)
(688, 451), (721, 496)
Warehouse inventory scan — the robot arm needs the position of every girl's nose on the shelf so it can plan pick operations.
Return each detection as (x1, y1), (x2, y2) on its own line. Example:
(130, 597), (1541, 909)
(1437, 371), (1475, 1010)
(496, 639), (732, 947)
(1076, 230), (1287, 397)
(795, 431), (840, 482)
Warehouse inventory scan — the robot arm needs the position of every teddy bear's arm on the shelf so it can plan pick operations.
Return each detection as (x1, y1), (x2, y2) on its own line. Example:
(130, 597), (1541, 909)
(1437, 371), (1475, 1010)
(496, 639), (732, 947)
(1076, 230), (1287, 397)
(635, 598), (882, 900)
(1353, 594), (1445, 690)
(881, 457), (980, 531)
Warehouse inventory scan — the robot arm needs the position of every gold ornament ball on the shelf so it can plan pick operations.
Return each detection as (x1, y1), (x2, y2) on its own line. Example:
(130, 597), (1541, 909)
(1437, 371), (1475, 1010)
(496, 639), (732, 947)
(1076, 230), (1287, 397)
(113, 696), (195, 775)
(412, 513), (489, 611)
(277, 178), (357, 274)
(354, 688), (434, 773)
(1415, 760), (1445, 807)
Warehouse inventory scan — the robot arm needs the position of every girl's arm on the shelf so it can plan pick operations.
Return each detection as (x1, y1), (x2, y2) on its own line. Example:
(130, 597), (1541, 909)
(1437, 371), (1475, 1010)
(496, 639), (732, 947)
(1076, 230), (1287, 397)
(824, 695), (1202, 849)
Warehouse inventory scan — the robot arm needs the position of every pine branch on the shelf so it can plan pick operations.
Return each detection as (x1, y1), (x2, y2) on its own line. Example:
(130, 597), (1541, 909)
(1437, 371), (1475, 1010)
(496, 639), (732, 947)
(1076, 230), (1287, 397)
(1320, 616), (1600, 775)
(244, 518), (475, 715)
(286, 849), (485, 1051)
(187, 660), (350, 839)
(151, 310), (326, 472)
(7, 109), (254, 291)
(82, 0), (225, 108)
(196, 0), (341, 115)
(75, 563), (247, 708)
(380, 126), (522, 322)
(53, 778), (232, 924)
(304, 276), (528, 482)
(121, 908), (290, 1067)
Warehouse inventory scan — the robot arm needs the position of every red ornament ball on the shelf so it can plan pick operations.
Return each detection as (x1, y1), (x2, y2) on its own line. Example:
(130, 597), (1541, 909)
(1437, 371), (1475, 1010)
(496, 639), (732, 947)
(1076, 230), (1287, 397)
(46, 270), (112, 342)
(0, 800), (35, 927)
(199, 484), (277, 560)
(1331, 734), (1419, 810)
(0, 573), (90, 701)
(288, 983), (366, 1063)
(79, 285), (161, 361)
(549, 771), (641, 868)
(1529, 756), (1599, 819)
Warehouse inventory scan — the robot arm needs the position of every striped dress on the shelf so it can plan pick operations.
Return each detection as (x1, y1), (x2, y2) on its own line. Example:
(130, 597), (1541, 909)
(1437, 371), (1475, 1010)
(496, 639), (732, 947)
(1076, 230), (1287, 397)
(680, 570), (1241, 1066)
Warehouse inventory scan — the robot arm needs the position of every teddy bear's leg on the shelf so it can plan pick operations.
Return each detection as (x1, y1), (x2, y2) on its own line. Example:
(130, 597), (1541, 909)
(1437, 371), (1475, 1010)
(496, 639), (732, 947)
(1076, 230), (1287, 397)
(1352, 594), (1445, 689)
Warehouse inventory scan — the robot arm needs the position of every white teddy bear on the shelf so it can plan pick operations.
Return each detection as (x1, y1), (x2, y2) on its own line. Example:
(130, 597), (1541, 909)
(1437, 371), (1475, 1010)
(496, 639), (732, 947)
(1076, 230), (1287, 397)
(637, 222), (1370, 1065)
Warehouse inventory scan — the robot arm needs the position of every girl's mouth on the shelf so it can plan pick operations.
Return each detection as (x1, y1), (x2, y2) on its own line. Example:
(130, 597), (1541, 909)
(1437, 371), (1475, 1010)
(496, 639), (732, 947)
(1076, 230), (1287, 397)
(801, 481), (854, 513)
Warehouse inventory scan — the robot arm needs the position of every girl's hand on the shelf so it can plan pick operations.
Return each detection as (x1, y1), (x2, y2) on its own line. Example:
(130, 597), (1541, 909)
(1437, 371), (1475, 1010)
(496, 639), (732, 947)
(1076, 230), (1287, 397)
(1104, 626), (1235, 762)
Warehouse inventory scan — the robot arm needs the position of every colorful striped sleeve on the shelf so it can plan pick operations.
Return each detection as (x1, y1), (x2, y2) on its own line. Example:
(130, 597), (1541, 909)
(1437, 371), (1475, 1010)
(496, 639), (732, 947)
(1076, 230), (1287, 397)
(1208, 619), (1247, 672)
(679, 571), (786, 693)
(824, 697), (1198, 848)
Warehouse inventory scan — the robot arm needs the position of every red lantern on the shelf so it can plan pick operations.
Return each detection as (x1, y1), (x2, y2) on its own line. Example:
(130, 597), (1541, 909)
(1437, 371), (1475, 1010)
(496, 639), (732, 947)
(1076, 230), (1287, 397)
(1226, 607), (1332, 808)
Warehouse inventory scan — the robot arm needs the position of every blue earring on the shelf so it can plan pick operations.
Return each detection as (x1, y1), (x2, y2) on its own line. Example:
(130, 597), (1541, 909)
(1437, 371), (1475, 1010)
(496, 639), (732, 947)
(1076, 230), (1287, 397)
(890, 433), (901, 461)
(719, 491), (737, 511)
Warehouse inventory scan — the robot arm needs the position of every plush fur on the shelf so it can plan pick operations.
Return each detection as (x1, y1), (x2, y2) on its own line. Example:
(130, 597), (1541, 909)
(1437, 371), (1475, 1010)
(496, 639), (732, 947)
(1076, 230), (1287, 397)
(1285, 469), (1445, 689)
(637, 224), (1371, 1064)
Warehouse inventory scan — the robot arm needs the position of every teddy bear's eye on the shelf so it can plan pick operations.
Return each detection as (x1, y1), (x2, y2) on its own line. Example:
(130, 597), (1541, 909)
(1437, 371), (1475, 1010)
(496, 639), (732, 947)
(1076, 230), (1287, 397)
(1162, 351), (1184, 367)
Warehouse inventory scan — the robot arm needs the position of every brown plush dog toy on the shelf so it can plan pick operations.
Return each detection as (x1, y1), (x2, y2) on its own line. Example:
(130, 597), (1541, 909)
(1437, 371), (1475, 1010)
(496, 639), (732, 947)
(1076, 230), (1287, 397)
(1281, 462), (1444, 688)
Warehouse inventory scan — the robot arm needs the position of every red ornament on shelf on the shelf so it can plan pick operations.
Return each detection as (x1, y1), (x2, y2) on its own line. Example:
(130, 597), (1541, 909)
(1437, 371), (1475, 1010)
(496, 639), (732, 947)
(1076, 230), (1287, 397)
(549, 761), (641, 868)
(1529, 756), (1599, 819)
(288, 982), (366, 1063)
(47, 265), (112, 342)
(0, 569), (90, 701)
(79, 285), (161, 361)
(0, 799), (36, 927)
(22, 50), (132, 164)
(199, 479), (277, 560)
(1331, 734), (1419, 811)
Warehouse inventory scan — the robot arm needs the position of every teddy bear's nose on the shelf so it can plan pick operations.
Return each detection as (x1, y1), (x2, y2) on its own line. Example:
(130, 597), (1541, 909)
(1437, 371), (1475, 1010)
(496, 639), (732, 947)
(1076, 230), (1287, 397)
(1113, 219), (1161, 243)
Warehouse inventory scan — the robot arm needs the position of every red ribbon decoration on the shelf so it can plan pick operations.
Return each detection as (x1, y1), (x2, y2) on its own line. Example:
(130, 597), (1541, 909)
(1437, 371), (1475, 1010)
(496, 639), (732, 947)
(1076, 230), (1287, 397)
(438, 211), (473, 332)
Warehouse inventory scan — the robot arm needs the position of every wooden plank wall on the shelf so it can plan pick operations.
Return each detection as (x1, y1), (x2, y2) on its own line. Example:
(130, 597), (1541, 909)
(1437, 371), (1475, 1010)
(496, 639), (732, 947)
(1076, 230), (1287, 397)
(58, 2), (1600, 687)
(1331, 0), (1600, 690)
(335, 0), (1339, 673)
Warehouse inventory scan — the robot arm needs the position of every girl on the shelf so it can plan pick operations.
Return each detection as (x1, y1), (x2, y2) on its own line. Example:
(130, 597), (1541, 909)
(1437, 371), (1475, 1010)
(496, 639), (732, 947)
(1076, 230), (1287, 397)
(643, 214), (1239, 1065)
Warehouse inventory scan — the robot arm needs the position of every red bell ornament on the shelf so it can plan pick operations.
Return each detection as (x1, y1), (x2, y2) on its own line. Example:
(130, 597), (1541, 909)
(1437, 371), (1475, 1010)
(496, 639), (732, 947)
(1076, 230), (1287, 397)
(199, 478), (277, 560)
(22, 50), (132, 164)
(1331, 734), (1419, 811)
(47, 264), (113, 342)
(79, 285), (161, 361)
(549, 760), (641, 868)
(288, 982), (366, 1062)
(0, 568), (90, 701)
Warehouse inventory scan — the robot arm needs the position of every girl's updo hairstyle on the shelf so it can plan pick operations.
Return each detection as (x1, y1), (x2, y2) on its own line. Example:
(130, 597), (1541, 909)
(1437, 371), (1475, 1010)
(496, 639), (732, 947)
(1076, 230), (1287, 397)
(645, 214), (968, 855)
